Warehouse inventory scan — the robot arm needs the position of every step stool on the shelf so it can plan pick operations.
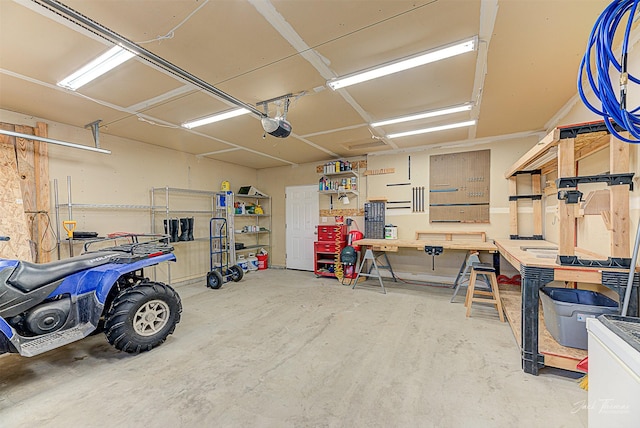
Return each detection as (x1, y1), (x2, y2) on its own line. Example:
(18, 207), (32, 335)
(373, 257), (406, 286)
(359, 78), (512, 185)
(451, 251), (489, 303)
(464, 263), (505, 322)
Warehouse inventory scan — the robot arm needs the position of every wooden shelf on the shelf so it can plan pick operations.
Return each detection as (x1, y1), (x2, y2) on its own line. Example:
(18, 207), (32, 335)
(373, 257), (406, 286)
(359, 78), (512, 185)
(505, 126), (612, 178)
(500, 285), (587, 372)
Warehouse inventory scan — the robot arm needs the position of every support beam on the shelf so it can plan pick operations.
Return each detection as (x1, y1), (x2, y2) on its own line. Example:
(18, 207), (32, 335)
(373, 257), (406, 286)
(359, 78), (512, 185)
(609, 134), (630, 258)
(557, 138), (575, 256)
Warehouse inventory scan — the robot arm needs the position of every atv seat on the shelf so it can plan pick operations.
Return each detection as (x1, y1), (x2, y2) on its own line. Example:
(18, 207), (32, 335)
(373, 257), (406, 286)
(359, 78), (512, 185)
(7, 252), (121, 293)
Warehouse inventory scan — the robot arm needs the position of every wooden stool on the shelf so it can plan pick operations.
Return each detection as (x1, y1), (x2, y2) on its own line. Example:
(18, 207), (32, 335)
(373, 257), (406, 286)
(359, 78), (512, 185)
(465, 263), (505, 322)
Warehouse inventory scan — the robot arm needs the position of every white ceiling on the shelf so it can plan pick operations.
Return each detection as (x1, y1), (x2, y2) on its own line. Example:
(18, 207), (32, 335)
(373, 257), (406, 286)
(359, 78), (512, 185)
(0, 0), (610, 169)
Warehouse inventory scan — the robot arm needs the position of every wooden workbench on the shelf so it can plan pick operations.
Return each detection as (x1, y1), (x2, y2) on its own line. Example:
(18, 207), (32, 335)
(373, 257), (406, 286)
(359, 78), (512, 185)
(353, 238), (497, 253)
(495, 238), (639, 375)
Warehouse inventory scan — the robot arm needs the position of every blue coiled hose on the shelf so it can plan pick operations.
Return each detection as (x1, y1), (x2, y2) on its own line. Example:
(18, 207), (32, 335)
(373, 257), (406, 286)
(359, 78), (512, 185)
(578, 0), (640, 142)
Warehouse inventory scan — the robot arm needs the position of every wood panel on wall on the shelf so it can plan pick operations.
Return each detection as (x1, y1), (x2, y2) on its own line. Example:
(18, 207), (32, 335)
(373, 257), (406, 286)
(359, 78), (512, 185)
(0, 122), (51, 262)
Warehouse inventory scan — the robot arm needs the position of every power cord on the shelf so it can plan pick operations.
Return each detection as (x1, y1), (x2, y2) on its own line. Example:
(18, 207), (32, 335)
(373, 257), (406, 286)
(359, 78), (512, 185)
(578, 0), (640, 142)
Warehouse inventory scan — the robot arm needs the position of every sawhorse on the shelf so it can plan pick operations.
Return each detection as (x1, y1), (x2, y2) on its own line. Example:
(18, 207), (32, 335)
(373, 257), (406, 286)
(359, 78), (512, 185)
(352, 248), (397, 294)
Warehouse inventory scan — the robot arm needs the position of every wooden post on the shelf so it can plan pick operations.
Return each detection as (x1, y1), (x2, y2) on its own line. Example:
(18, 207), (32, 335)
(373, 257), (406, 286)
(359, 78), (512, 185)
(509, 177), (518, 237)
(0, 124), (33, 261)
(609, 134), (630, 258)
(532, 172), (542, 237)
(35, 122), (51, 263)
(558, 138), (575, 256)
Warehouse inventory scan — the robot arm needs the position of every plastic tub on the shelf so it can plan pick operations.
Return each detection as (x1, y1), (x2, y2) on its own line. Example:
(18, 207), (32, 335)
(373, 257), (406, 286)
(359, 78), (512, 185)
(247, 253), (259, 271)
(540, 287), (619, 350)
(256, 253), (268, 270)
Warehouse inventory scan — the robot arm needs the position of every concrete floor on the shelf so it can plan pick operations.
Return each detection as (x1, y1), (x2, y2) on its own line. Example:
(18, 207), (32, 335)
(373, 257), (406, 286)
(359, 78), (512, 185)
(0, 269), (587, 427)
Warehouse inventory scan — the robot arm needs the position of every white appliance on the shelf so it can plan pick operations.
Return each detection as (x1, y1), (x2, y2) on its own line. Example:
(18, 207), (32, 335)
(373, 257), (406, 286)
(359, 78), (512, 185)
(586, 316), (640, 427)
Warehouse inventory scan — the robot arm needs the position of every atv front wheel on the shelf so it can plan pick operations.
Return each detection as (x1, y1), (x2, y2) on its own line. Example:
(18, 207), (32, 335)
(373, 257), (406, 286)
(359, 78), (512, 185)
(104, 281), (181, 353)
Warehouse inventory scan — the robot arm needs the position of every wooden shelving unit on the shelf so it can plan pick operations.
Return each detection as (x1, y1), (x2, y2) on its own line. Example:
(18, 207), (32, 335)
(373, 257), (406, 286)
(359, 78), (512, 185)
(499, 285), (587, 372)
(504, 121), (631, 261)
(500, 121), (636, 375)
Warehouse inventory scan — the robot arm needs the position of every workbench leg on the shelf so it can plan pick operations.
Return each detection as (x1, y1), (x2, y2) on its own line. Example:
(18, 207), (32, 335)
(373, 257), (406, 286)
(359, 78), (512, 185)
(382, 253), (397, 282)
(602, 271), (640, 317)
(353, 249), (386, 294)
(451, 252), (470, 302)
(521, 266), (554, 375)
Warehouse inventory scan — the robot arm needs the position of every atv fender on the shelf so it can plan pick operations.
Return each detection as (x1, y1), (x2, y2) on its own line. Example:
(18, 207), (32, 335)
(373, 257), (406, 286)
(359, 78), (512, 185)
(49, 253), (176, 305)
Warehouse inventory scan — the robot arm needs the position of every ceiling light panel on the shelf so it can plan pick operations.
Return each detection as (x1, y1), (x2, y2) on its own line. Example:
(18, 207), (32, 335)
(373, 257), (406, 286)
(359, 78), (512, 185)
(327, 36), (477, 90)
(57, 45), (135, 90)
(372, 103), (472, 127)
(387, 120), (477, 139)
(182, 108), (250, 129)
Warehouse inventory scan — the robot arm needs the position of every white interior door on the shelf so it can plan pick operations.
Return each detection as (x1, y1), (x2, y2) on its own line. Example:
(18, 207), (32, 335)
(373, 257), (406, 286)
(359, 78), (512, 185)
(285, 185), (319, 270)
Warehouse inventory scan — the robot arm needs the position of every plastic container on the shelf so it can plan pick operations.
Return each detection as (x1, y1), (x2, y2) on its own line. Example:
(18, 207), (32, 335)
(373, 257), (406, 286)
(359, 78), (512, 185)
(247, 253), (259, 271)
(384, 225), (398, 240)
(236, 255), (249, 272)
(256, 253), (268, 270)
(540, 287), (619, 350)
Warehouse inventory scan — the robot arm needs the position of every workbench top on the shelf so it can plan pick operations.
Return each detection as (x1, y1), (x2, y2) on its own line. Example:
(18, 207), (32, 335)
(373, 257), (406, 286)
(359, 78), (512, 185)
(353, 238), (497, 252)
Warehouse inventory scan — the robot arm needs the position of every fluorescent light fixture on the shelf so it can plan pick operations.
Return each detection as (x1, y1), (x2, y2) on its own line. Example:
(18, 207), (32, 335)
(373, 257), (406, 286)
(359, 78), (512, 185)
(371, 103), (473, 127)
(57, 46), (135, 90)
(327, 36), (477, 90)
(182, 108), (250, 129)
(387, 120), (477, 139)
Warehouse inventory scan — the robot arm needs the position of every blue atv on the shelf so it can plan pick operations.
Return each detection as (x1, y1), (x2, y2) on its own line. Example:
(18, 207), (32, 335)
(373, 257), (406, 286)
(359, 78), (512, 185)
(0, 234), (181, 357)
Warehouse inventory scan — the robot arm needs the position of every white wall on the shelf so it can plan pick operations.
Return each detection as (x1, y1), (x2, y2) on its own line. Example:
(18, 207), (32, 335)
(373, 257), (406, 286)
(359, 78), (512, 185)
(1, 109), (258, 284)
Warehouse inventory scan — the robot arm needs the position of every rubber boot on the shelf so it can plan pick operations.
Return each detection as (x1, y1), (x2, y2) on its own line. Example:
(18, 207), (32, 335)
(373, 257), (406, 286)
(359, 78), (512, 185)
(178, 218), (189, 241)
(170, 218), (180, 243)
(187, 217), (194, 241)
(163, 219), (170, 243)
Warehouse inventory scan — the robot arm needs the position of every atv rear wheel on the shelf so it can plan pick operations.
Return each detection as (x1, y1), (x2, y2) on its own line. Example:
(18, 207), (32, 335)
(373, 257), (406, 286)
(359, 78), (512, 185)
(104, 281), (181, 353)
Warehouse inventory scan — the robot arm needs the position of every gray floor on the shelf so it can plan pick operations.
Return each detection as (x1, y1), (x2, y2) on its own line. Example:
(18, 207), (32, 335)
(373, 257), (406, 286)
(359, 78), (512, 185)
(0, 269), (587, 427)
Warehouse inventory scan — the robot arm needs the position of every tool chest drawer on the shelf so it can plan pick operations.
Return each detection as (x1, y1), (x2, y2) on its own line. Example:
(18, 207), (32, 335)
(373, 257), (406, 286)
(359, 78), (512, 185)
(314, 241), (346, 253)
(317, 225), (347, 242)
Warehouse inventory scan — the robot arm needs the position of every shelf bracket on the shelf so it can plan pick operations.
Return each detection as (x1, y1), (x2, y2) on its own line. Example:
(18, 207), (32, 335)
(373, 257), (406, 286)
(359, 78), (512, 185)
(557, 190), (583, 204)
(85, 119), (103, 149)
(556, 173), (635, 189)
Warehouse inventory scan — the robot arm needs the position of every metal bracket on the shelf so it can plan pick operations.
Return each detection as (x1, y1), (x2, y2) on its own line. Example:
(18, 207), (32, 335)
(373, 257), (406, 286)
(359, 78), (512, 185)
(509, 235), (544, 240)
(557, 190), (583, 204)
(557, 255), (632, 269)
(84, 120), (103, 149)
(556, 173), (634, 189)
(509, 194), (543, 201)
(513, 169), (541, 176)
(558, 120), (624, 139)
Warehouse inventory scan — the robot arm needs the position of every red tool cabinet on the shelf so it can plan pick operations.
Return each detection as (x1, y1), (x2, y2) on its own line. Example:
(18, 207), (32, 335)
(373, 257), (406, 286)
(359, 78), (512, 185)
(314, 225), (347, 277)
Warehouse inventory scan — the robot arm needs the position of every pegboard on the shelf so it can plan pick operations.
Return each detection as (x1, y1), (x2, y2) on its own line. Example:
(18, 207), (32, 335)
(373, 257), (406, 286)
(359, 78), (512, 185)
(429, 149), (490, 223)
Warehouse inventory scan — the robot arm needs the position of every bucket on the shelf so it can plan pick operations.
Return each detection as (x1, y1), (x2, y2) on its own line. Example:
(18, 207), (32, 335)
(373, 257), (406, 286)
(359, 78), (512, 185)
(256, 253), (268, 270)
(384, 225), (398, 240)
(247, 253), (259, 271)
(236, 254), (249, 272)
